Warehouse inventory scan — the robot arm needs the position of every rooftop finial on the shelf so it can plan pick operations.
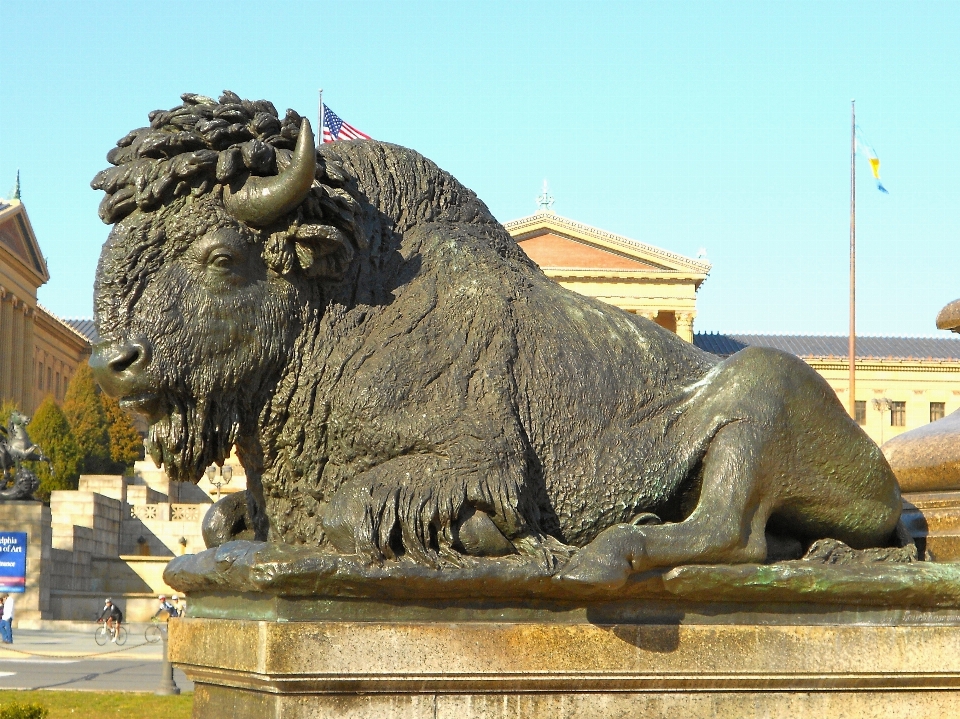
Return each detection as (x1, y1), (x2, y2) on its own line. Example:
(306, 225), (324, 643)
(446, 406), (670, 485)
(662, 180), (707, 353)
(536, 179), (555, 213)
(8, 171), (20, 201)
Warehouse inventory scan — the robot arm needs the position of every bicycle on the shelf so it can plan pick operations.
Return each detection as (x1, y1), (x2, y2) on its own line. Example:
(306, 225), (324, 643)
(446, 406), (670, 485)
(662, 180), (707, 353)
(94, 621), (127, 646)
(144, 618), (164, 644)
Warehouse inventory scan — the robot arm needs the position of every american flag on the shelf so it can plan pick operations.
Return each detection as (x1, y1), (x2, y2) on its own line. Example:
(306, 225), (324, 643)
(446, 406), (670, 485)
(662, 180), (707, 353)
(322, 106), (371, 143)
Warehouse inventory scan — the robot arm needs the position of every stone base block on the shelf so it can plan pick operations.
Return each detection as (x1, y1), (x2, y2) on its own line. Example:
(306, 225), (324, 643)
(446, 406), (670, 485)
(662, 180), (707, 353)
(903, 490), (960, 561)
(191, 684), (960, 719)
(171, 616), (960, 719)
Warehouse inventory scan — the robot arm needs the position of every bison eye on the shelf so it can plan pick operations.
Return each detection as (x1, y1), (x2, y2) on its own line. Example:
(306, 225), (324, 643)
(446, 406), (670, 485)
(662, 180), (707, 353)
(209, 251), (235, 269)
(192, 227), (256, 287)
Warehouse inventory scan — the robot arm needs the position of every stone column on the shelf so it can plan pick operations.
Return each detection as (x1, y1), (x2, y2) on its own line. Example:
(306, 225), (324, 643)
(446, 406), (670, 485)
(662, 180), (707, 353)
(638, 310), (658, 322)
(676, 312), (695, 343)
(11, 299), (24, 408)
(0, 293), (13, 402)
(22, 306), (34, 412)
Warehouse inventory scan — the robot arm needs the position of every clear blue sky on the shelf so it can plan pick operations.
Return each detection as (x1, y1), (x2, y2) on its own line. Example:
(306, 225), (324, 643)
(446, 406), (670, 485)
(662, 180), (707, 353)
(1, 1), (957, 336)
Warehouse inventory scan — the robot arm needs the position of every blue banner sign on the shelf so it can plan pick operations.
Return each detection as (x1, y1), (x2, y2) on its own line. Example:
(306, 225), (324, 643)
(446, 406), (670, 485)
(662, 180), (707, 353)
(0, 533), (26, 593)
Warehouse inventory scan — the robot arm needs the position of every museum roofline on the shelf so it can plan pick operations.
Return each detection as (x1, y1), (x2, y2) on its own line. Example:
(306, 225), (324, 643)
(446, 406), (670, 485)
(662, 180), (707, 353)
(60, 317), (98, 345)
(695, 332), (960, 362)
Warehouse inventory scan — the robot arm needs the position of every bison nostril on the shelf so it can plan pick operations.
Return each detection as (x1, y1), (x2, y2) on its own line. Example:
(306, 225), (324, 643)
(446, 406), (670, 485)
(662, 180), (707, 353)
(109, 346), (140, 374)
(93, 338), (152, 378)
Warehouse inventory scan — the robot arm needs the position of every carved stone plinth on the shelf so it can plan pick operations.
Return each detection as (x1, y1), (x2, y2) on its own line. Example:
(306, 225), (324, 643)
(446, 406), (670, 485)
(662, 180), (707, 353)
(171, 593), (960, 719)
(902, 490), (960, 561)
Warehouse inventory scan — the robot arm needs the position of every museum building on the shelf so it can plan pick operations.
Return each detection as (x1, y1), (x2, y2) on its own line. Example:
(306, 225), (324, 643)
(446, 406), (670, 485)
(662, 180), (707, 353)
(504, 208), (710, 342)
(0, 198), (91, 411)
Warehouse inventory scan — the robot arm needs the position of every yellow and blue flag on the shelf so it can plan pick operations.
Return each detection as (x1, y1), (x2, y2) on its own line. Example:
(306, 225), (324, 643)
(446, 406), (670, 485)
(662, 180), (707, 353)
(855, 127), (889, 194)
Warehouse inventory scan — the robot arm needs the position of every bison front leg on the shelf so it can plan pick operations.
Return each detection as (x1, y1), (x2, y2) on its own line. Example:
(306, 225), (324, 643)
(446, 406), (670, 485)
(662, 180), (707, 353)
(321, 454), (528, 567)
(558, 421), (772, 589)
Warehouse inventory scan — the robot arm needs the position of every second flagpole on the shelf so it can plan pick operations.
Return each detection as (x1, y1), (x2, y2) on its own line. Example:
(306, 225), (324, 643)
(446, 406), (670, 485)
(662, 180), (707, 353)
(849, 99), (856, 419)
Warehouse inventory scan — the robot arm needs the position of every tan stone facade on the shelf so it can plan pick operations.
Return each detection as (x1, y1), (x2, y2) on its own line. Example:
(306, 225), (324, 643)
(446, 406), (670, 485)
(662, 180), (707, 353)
(814, 357), (960, 448)
(504, 211), (709, 342)
(0, 200), (90, 411)
(5, 452), (249, 625)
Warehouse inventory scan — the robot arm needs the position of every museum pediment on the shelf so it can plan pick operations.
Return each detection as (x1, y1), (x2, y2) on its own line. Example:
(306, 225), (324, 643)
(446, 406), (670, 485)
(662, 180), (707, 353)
(0, 201), (50, 283)
(504, 211), (710, 276)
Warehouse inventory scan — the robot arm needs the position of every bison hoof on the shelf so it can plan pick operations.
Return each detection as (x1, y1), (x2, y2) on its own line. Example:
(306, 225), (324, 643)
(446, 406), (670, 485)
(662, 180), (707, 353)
(202, 491), (255, 548)
(555, 524), (645, 590)
(455, 506), (515, 557)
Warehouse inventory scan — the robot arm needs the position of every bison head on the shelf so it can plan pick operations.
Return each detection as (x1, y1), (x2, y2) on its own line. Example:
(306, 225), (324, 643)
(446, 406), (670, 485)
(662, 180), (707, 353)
(90, 92), (360, 482)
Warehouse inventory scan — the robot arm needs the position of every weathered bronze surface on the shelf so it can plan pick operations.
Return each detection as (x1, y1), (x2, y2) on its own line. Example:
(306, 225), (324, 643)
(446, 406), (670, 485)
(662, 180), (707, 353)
(91, 92), (903, 589)
(937, 297), (960, 331)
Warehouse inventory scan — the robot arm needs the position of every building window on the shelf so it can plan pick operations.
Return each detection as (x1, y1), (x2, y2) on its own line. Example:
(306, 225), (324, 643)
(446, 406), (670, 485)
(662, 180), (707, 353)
(891, 401), (906, 427)
(931, 402), (946, 423)
(55, 372), (60, 399)
(854, 401), (866, 425)
(37, 363), (43, 390)
(47, 367), (51, 391)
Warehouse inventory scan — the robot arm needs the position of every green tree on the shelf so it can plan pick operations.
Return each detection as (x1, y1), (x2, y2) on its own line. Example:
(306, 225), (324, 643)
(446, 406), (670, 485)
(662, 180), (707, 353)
(102, 393), (143, 474)
(62, 362), (111, 474)
(26, 396), (82, 501)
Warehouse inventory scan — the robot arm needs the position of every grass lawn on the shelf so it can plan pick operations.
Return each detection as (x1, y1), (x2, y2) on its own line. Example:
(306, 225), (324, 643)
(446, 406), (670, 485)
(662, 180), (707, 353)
(0, 690), (193, 718)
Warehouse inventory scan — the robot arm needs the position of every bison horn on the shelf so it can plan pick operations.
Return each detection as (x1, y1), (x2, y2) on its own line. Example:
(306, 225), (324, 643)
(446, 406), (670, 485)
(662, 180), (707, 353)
(224, 119), (316, 226)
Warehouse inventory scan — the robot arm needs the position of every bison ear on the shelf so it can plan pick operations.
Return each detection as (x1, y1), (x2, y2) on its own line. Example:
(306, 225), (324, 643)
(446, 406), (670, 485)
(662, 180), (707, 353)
(293, 223), (355, 280)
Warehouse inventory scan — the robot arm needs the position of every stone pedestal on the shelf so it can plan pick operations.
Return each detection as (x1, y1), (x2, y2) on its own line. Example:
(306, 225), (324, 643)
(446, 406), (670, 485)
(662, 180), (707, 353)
(881, 411), (960, 561)
(0, 501), (50, 623)
(171, 595), (960, 719)
(902, 490), (960, 561)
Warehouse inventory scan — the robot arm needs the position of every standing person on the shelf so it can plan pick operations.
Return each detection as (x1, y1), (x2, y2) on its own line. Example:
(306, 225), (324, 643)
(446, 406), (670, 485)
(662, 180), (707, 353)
(0, 593), (14, 644)
(96, 598), (123, 642)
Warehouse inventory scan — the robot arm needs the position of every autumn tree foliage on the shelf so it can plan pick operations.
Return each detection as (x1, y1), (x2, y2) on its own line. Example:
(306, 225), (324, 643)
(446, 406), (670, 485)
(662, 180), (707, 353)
(101, 393), (143, 473)
(27, 396), (82, 501)
(0, 400), (20, 428)
(62, 362), (112, 473)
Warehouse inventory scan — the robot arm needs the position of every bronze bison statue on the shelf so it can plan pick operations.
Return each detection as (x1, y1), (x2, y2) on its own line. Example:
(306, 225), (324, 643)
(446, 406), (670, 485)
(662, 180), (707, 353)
(90, 92), (903, 588)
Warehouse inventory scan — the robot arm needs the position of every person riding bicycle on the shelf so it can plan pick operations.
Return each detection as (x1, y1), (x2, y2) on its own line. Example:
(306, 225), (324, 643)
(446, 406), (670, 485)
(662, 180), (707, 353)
(96, 598), (123, 642)
(153, 594), (179, 619)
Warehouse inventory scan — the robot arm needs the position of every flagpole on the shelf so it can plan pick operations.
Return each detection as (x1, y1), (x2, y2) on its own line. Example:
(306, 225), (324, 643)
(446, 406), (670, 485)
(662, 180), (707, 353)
(849, 99), (857, 419)
(318, 89), (323, 148)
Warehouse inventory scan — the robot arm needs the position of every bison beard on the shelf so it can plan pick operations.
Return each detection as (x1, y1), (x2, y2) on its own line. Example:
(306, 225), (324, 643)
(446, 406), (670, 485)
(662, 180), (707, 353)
(147, 396), (240, 483)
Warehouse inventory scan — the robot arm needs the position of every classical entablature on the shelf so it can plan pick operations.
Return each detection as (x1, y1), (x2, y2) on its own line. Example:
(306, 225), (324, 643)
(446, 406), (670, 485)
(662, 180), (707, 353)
(0, 198), (90, 411)
(503, 210), (710, 341)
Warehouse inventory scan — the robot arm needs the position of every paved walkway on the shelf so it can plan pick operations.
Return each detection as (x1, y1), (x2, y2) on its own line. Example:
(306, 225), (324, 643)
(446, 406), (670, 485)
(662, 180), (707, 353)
(0, 628), (193, 692)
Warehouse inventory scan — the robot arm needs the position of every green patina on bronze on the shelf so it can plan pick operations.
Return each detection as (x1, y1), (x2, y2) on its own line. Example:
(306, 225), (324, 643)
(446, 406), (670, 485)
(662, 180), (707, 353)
(166, 539), (960, 611)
